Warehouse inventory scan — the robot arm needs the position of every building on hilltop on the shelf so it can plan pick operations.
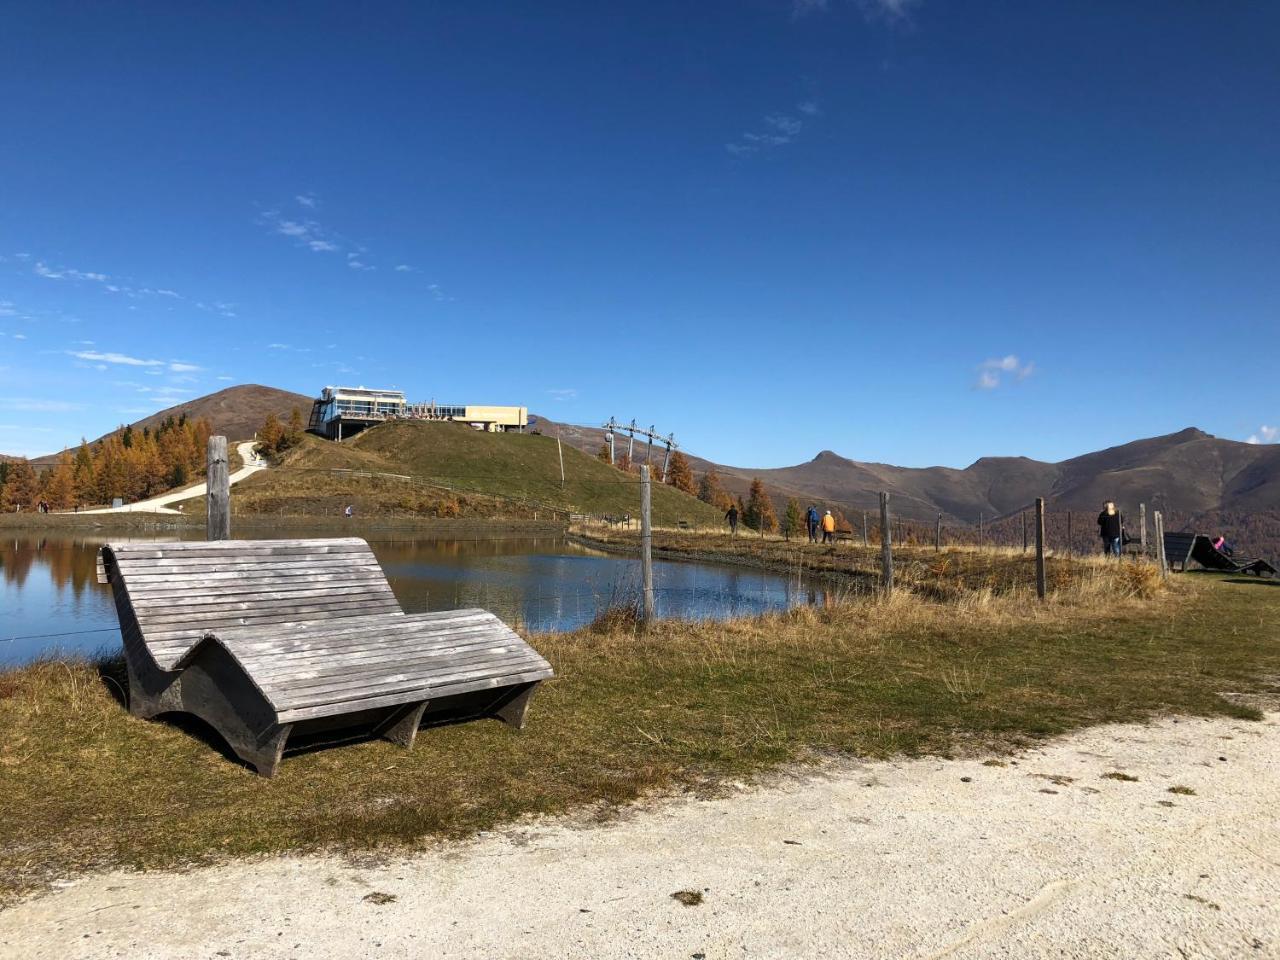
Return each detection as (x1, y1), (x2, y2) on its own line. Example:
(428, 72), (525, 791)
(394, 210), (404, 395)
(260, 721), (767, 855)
(309, 385), (527, 440)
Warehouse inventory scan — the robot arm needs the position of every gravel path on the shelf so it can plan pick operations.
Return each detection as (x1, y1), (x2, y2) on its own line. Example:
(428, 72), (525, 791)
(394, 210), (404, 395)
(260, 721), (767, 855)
(79, 441), (264, 514)
(2, 712), (1276, 959)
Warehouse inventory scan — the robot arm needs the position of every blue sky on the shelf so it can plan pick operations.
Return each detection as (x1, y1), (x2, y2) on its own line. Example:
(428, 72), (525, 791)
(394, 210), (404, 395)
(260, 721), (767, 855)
(1, 1), (1277, 466)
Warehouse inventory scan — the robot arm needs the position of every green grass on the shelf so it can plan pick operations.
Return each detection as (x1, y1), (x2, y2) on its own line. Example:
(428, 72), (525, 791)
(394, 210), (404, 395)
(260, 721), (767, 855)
(211, 422), (720, 526)
(2, 567), (1277, 903)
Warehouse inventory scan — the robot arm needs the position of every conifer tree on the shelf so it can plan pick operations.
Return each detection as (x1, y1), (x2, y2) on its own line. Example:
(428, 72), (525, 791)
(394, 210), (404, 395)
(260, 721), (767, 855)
(743, 478), (777, 533)
(43, 452), (76, 509)
(784, 498), (802, 538)
(698, 468), (729, 509)
(0, 459), (39, 511)
(260, 413), (284, 453)
(665, 450), (696, 495)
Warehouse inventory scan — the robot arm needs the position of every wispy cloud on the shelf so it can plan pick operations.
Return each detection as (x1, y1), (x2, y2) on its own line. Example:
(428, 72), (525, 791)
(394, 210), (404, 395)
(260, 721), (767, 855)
(68, 350), (201, 374)
(35, 261), (109, 282)
(394, 264), (416, 273)
(726, 106), (816, 157)
(546, 388), (578, 401)
(346, 251), (375, 271)
(296, 193), (318, 208)
(260, 209), (343, 255)
(975, 355), (1035, 390)
(0, 398), (83, 412)
(266, 342), (312, 353)
(216, 375), (235, 381)
(1246, 425), (1278, 444)
(794, 0), (920, 21)
(70, 350), (164, 367)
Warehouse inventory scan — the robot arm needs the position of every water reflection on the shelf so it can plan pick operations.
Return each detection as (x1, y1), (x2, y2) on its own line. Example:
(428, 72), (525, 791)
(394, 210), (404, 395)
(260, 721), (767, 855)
(1, 533), (827, 667)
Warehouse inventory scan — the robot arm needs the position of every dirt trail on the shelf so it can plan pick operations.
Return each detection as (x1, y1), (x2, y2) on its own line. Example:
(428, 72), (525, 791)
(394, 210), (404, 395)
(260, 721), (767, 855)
(2, 713), (1276, 959)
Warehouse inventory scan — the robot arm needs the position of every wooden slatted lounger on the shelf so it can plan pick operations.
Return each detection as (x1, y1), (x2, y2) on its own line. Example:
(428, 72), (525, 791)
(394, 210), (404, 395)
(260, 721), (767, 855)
(98, 537), (554, 777)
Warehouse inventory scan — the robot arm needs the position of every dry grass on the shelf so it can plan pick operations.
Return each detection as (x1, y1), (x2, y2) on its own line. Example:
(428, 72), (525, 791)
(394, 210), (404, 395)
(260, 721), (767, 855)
(1, 567), (1277, 904)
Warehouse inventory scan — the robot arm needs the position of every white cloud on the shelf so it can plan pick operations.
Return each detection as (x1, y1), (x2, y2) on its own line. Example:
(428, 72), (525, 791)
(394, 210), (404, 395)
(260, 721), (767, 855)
(1246, 425), (1278, 444)
(261, 209), (344, 255)
(726, 108), (813, 156)
(10, 333), (26, 341)
(216, 375), (234, 381)
(546, 388), (578, 401)
(394, 264), (415, 272)
(309, 239), (339, 252)
(35, 261), (109, 283)
(296, 193), (318, 208)
(69, 350), (165, 367)
(0, 398), (83, 412)
(975, 354), (1035, 390)
(168, 362), (201, 373)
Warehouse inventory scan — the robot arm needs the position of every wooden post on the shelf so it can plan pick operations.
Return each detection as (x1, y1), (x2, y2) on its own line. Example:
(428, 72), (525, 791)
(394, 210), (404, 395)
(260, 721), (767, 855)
(1022, 511), (1028, 553)
(879, 491), (893, 596)
(556, 436), (565, 488)
(1035, 497), (1046, 600)
(935, 513), (942, 552)
(979, 512), (984, 542)
(862, 511), (868, 547)
(207, 435), (230, 541)
(640, 466), (655, 624)
(1067, 510), (1073, 560)
(1154, 511), (1167, 579)
(1139, 503), (1147, 557)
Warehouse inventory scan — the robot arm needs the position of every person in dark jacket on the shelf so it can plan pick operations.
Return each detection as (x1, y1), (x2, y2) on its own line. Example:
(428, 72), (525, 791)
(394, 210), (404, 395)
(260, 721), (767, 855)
(1097, 502), (1123, 557)
(805, 505), (820, 543)
(725, 504), (739, 535)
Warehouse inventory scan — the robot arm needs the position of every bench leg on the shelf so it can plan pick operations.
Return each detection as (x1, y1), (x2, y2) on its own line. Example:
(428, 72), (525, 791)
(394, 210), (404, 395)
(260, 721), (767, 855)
(492, 682), (541, 730)
(242, 724), (293, 778)
(377, 700), (430, 748)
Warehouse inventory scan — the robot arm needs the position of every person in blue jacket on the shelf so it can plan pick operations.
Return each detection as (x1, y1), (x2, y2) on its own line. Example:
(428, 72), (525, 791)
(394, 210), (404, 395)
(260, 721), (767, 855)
(805, 505), (820, 543)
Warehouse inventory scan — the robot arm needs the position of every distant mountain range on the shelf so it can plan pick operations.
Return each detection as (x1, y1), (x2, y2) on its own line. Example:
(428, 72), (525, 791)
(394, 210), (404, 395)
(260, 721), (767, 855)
(8, 386), (1279, 524)
(536, 417), (1280, 522)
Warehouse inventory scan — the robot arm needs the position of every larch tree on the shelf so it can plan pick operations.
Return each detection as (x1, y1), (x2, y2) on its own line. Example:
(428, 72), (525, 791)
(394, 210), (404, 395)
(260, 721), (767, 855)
(698, 467), (730, 510)
(42, 452), (76, 510)
(260, 413), (284, 453)
(744, 478), (777, 533)
(665, 450), (696, 495)
(0, 459), (39, 511)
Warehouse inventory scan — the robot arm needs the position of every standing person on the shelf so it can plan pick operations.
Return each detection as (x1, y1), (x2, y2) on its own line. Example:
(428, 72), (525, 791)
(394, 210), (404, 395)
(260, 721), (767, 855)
(806, 505), (820, 543)
(1097, 502), (1123, 557)
(821, 509), (836, 544)
(725, 503), (739, 536)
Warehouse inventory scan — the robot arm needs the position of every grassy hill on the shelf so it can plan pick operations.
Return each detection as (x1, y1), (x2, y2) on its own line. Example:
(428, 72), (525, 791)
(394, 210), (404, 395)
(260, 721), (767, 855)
(228, 420), (721, 525)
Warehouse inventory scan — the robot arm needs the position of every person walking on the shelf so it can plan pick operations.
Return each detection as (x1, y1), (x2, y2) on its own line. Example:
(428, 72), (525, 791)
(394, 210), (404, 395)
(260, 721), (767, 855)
(1097, 502), (1123, 557)
(821, 509), (836, 544)
(725, 503), (739, 536)
(806, 505), (820, 543)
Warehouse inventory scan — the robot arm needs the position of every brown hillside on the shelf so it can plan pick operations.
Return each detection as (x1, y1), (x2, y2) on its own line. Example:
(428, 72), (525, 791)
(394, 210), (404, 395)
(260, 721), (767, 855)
(32, 384), (312, 466)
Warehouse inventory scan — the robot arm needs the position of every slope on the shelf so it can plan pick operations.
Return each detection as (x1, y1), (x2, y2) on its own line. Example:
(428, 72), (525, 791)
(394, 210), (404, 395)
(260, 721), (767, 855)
(235, 420), (721, 525)
(32, 384), (311, 467)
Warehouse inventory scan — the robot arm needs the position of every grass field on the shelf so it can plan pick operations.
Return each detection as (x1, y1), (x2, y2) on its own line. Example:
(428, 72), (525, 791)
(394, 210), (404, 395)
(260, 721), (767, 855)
(2, 556), (1277, 904)
(186, 422), (720, 526)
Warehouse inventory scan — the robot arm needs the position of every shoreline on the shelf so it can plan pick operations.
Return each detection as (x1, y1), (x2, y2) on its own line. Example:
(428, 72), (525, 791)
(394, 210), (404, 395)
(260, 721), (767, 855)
(0, 514), (569, 539)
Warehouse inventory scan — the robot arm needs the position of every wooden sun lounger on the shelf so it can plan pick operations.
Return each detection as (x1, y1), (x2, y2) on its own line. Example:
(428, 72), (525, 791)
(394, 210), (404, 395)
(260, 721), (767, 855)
(98, 537), (554, 776)
(1162, 531), (1277, 577)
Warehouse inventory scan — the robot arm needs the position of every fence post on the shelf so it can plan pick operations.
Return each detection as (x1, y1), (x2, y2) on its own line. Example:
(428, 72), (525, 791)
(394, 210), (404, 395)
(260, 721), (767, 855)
(207, 435), (230, 541)
(640, 466), (655, 624)
(862, 511), (868, 547)
(556, 436), (565, 488)
(1154, 511), (1167, 579)
(1035, 497), (1046, 599)
(1022, 511), (1028, 553)
(1139, 503), (1147, 557)
(879, 491), (893, 596)
(935, 513), (942, 552)
(979, 512), (984, 543)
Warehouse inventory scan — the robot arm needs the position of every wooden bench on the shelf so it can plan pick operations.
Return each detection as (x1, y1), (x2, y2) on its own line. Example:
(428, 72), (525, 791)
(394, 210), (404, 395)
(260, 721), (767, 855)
(98, 537), (554, 777)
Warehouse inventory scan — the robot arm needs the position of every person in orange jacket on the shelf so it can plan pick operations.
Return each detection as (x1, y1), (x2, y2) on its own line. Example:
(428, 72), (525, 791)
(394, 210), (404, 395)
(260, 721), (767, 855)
(821, 509), (836, 544)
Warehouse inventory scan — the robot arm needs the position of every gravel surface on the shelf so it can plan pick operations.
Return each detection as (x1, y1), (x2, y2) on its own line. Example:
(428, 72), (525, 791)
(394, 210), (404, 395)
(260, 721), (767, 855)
(2, 712), (1276, 959)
